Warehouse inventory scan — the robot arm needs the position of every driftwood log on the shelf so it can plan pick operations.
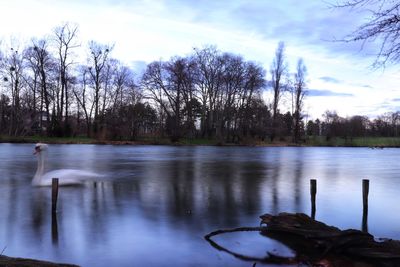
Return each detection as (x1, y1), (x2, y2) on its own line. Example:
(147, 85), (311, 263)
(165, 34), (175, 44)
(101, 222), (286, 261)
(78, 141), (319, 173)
(0, 255), (79, 267)
(205, 213), (400, 267)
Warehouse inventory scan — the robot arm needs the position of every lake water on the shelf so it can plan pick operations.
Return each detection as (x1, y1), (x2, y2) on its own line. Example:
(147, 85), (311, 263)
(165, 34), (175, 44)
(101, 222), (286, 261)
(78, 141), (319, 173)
(0, 144), (399, 266)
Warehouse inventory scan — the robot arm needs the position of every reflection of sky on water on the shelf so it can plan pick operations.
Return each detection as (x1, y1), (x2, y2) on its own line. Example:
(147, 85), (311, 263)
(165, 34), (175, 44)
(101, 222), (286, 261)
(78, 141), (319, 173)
(0, 144), (399, 266)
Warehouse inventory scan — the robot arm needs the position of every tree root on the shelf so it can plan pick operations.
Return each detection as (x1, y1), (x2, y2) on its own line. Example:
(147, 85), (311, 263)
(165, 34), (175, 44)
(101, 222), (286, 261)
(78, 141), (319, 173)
(204, 226), (300, 265)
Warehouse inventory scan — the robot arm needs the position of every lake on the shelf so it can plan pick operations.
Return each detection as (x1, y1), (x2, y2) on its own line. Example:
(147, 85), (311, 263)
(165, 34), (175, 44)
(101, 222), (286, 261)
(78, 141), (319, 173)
(0, 144), (399, 266)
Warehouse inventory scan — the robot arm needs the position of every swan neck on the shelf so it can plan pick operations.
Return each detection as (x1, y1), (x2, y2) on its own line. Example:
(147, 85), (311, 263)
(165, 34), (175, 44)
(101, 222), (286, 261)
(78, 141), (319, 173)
(33, 151), (46, 185)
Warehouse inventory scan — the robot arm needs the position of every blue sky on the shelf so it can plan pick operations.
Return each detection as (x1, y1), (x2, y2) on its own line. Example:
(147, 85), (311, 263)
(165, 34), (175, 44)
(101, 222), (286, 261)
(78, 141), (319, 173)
(1, 0), (399, 119)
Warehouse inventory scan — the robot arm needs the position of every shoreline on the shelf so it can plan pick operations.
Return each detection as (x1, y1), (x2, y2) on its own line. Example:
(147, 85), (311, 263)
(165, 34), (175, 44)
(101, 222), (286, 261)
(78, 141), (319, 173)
(0, 136), (398, 148)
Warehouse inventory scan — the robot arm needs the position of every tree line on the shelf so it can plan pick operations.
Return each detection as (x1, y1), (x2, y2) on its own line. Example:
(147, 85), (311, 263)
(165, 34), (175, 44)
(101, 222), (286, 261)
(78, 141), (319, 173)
(0, 23), (313, 143)
(307, 111), (400, 140)
(2, 21), (397, 144)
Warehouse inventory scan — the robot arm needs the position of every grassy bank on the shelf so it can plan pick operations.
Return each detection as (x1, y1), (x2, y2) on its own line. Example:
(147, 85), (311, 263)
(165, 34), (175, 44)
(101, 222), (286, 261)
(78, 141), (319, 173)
(305, 136), (400, 147)
(2, 135), (400, 147)
(0, 135), (96, 144)
(0, 135), (236, 146)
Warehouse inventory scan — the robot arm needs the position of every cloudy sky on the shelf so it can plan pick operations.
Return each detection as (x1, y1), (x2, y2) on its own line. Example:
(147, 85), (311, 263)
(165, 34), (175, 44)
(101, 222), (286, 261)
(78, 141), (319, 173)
(0, 0), (399, 119)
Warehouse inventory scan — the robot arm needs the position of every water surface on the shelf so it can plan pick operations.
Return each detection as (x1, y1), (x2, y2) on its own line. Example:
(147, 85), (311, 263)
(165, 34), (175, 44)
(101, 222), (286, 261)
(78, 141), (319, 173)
(0, 144), (399, 266)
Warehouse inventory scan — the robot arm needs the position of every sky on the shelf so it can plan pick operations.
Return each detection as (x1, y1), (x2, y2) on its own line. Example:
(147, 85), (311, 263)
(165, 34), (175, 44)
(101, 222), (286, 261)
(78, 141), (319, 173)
(0, 0), (399, 119)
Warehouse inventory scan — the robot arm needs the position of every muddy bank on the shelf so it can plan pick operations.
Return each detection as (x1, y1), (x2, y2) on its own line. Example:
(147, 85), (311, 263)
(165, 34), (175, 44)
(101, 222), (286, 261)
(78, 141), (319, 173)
(0, 255), (79, 267)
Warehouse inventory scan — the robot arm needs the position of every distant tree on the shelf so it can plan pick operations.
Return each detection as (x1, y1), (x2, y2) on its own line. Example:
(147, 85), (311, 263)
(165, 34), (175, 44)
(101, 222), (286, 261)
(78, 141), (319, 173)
(104, 61), (141, 140)
(322, 110), (343, 139)
(390, 111), (400, 136)
(130, 102), (157, 139)
(306, 119), (321, 136)
(163, 57), (193, 141)
(192, 46), (224, 138)
(282, 111), (293, 136)
(142, 57), (194, 141)
(347, 115), (368, 138)
(24, 46), (40, 132)
(1, 46), (25, 135)
(247, 96), (271, 140)
(337, 0), (400, 66)
(292, 59), (307, 143)
(236, 61), (266, 141)
(53, 22), (79, 135)
(270, 41), (288, 141)
(73, 65), (94, 136)
(372, 116), (391, 136)
(86, 41), (113, 136)
(27, 39), (57, 135)
(109, 61), (134, 112)
(0, 94), (10, 134)
(216, 53), (244, 141)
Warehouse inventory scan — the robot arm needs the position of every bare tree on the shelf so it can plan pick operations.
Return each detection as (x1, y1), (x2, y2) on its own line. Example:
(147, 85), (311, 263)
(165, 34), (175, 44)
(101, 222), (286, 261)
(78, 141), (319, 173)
(180, 58), (197, 138)
(270, 41), (288, 141)
(24, 49), (39, 109)
(73, 65), (95, 136)
(218, 53), (245, 141)
(0, 94), (10, 134)
(336, 0), (400, 66)
(1, 46), (26, 136)
(142, 57), (193, 141)
(104, 71), (141, 139)
(28, 39), (57, 134)
(100, 60), (114, 118)
(86, 41), (112, 135)
(238, 61), (266, 140)
(110, 61), (133, 111)
(293, 58), (307, 143)
(53, 22), (79, 134)
(192, 46), (224, 138)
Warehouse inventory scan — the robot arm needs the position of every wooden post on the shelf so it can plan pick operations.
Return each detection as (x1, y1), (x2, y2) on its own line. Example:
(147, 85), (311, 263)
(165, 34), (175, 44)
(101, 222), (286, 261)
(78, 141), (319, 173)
(310, 179), (317, 220)
(362, 179), (369, 208)
(51, 211), (59, 245)
(362, 179), (369, 232)
(52, 178), (59, 213)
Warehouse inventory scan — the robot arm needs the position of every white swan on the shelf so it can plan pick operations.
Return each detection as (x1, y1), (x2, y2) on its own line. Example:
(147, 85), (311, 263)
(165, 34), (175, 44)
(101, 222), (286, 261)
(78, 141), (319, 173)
(32, 143), (102, 186)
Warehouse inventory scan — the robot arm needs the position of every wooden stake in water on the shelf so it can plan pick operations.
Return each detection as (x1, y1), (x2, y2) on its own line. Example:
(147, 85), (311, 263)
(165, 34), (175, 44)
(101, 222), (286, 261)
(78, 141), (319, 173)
(362, 179), (369, 208)
(362, 179), (369, 232)
(310, 179), (317, 220)
(52, 178), (59, 213)
(52, 211), (59, 245)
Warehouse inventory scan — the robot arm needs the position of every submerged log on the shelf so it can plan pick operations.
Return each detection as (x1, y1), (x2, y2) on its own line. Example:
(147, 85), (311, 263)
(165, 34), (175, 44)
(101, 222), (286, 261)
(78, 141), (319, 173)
(260, 213), (400, 266)
(205, 213), (400, 267)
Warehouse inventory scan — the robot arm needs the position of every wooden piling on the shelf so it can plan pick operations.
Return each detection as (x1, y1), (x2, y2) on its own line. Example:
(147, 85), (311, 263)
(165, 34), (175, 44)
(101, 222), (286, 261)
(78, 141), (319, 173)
(362, 204), (368, 233)
(51, 211), (59, 245)
(310, 179), (317, 219)
(362, 179), (369, 208)
(362, 179), (369, 232)
(52, 178), (59, 213)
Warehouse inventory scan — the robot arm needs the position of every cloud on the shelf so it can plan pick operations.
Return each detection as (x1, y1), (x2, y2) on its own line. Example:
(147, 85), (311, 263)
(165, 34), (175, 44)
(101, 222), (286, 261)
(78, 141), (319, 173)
(349, 83), (373, 89)
(308, 89), (353, 97)
(226, 1), (372, 55)
(360, 84), (373, 89)
(319, 76), (341, 83)
(392, 98), (400, 102)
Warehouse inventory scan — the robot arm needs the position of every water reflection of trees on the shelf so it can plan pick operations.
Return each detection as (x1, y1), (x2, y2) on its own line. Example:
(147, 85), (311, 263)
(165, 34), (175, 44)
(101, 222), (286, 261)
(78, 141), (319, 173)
(130, 148), (274, 228)
(0, 146), (313, 256)
(3, 145), (396, 267)
(56, 147), (310, 231)
(293, 148), (304, 213)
